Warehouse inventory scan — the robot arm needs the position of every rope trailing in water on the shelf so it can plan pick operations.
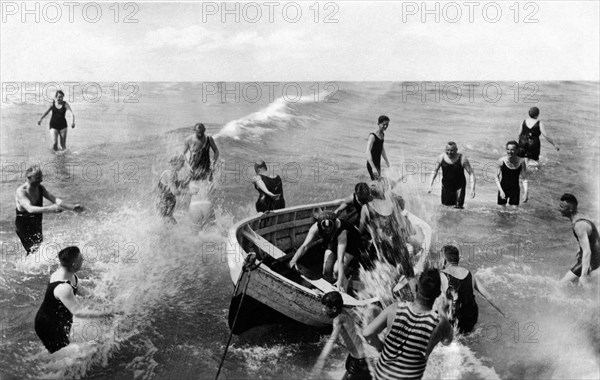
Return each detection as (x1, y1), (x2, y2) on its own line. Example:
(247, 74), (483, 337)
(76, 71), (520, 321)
(215, 253), (261, 380)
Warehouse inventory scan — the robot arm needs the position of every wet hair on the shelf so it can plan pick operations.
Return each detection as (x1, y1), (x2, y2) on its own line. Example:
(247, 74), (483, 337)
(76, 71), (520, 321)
(506, 140), (519, 149)
(447, 141), (457, 148)
(322, 291), (343, 311)
(354, 182), (371, 203)
(55, 90), (65, 98)
(417, 268), (442, 302)
(25, 165), (42, 178)
(528, 107), (540, 119)
(378, 115), (390, 124)
(58, 246), (81, 268)
(318, 211), (337, 229)
(194, 123), (205, 131)
(442, 245), (460, 264)
(169, 154), (185, 166)
(254, 160), (267, 173)
(560, 193), (578, 207)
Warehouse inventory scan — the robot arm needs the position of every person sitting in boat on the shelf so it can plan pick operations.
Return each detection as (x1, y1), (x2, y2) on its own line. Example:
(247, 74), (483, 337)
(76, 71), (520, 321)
(311, 291), (372, 380)
(289, 211), (363, 292)
(334, 182), (372, 227)
(252, 160), (285, 213)
(439, 245), (493, 334)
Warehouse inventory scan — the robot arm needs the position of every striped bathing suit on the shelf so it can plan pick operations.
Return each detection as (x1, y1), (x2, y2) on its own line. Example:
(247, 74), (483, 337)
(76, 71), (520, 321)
(375, 304), (439, 380)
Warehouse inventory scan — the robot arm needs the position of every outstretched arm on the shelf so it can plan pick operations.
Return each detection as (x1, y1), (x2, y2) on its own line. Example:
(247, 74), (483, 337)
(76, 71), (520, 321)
(539, 121), (559, 151)
(16, 189), (61, 214)
(473, 276), (492, 301)
(289, 223), (318, 268)
(54, 284), (113, 318)
(334, 196), (352, 216)
(43, 187), (83, 212)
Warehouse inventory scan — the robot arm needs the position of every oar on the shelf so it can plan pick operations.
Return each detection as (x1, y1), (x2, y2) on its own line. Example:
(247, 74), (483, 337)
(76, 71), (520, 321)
(476, 289), (507, 319)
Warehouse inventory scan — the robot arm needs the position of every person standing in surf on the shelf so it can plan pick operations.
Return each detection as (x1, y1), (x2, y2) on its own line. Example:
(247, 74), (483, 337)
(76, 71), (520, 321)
(517, 106), (559, 172)
(366, 115), (391, 180)
(311, 291), (372, 380)
(38, 90), (75, 152)
(495, 141), (529, 207)
(157, 154), (197, 224)
(428, 142), (476, 209)
(252, 160), (285, 213)
(15, 165), (84, 255)
(183, 123), (219, 182)
(35, 246), (113, 353)
(363, 268), (453, 380)
(558, 193), (600, 286)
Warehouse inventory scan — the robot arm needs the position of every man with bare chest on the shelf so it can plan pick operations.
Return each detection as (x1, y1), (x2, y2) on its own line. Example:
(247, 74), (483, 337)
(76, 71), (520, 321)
(15, 165), (83, 255)
(495, 141), (528, 207)
(183, 123), (219, 181)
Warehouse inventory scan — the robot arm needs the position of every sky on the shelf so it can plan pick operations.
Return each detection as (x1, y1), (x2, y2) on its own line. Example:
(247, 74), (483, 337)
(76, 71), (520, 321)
(1, 0), (599, 81)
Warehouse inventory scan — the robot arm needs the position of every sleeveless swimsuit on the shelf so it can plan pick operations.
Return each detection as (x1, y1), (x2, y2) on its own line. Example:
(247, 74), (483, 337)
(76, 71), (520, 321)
(440, 154), (466, 207)
(570, 219), (600, 276)
(254, 174), (285, 212)
(518, 120), (541, 160)
(367, 133), (384, 180)
(189, 137), (212, 181)
(497, 161), (522, 206)
(49, 101), (68, 131)
(15, 185), (45, 254)
(442, 270), (478, 333)
(35, 275), (78, 353)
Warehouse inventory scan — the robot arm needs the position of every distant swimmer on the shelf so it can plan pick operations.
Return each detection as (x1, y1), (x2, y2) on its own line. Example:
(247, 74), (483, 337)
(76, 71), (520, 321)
(15, 165), (83, 255)
(37, 90), (75, 152)
(157, 154), (198, 224)
(439, 245), (493, 334)
(35, 246), (113, 353)
(517, 106), (559, 170)
(363, 268), (453, 380)
(366, 115), (391, 180)
(558, 193), (600, 287)
(311, 291), (372, 380)
(252, 160), (285, 213)
(183, 123), (219, 182)
(290, 211), (363, 292)
(334, 182), (372, 227)
(495, 141), (528, 207)
(428, 142), (476, 209)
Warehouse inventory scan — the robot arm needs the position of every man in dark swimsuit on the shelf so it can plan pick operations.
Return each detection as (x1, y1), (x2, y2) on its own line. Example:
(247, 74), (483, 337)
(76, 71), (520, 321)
(15, 165), (83, 255)
(183, 123), (219, 181)
(439, 245), (493, 334)
(428, 142), (476, 209)
(366, 115), (390, 180)
(558, 193), (600, 286)
(517, 107), (559, 170)
(495, 141), (528, 207)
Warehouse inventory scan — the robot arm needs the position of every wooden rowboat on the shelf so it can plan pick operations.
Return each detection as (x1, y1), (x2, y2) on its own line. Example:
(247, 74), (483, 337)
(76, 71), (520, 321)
(226, 199), (432, 334)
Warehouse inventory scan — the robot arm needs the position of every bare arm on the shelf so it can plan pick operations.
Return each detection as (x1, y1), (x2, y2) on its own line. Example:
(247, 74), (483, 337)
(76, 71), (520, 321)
(253, 176), (278, 197)
(42, 187), (83, 212)
(363, 303), (395, 351)
(209, 136), (219, 164)
(290, 223), (318, 268)
(38, 106), (52, 125)
(463, 156), (476, 198)
(16, 188), (60, 214)
(54, 283), (112, 318)
(425, 316), (453, 358)
(574, 222), (593, 282)
(336, 231), (348, 291)
(428, 156), (442, 192)
(520, 160), (529, 202)
(65, 102), (75, 128)
(358, 205), (370, 235)
(473, 276), (492, 301)
(381, 145), (390, 167)
(539, 121), (559, 150)
(311, 317), (342, 377)
(495, 159), (505, 198)
(366, 135), (377, 175)
(334, 196), (353, 216)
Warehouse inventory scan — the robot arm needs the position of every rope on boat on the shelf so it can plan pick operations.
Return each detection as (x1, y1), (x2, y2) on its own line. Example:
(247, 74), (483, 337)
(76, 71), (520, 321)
(215, 253), (261, 380)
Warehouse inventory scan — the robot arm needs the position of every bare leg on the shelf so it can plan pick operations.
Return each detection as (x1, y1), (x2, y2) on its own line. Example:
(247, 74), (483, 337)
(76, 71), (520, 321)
(560, 270), (579, 283)
(59, 129), (68, 150)
(49, 129), (59, 151)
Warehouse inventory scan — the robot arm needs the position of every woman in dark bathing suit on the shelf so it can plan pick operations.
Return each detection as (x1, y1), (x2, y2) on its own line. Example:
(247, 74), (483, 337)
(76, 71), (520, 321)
(366, 115), (391, 180)
(38, 90), (75, 151)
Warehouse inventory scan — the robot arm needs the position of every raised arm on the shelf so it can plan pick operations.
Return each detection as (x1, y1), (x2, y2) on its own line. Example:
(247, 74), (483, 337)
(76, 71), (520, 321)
(289, 223), (319, 269)
(462, 156), (476, 198)
(428, 155), (443, 192)
(38, 105), (53, 126)
(539, 121), (559, 151)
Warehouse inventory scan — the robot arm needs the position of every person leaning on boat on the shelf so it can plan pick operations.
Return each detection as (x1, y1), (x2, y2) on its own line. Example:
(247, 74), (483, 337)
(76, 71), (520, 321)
(289, 211), (363, 292)
(334, 182), (372, 227)
(252, 160), (285, 213)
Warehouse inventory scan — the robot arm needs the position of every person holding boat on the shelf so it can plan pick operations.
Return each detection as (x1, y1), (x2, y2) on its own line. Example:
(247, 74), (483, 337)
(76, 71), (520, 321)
(252, 160), (285, 213)
(183, 123), (219, 182)
(310, 291), (372, 380)
(366, 115), (391, 180)
(363, 268), (453, 380)
(439, 245), (493, 334)
(558, 193), (600, 286)
(289, 211), (363, 292)
(335, 182), (372, 227)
